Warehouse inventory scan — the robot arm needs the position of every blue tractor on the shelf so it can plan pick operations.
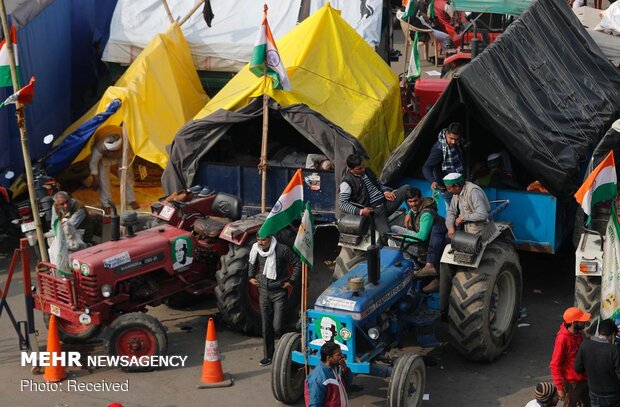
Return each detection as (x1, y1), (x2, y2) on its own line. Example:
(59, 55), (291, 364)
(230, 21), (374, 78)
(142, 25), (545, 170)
(271, 215), (438, 406)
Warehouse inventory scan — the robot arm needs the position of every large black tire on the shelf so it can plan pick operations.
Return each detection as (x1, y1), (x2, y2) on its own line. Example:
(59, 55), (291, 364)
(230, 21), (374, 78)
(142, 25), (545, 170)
(106, 313), (168, 372)
(574, 275), (601, 336)
(215, 233), (300, 336)
(333, 247), (366, 280)
(271, 332), (305, 404)
(387, 353), (426, 407)
(43, 313), (101, 344)
(448, 241), (522, 362)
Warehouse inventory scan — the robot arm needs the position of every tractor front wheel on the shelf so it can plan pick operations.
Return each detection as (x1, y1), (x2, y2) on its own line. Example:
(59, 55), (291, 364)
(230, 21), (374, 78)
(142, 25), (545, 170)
(106, 313), (168, 372)
(43, 313), (101, 344)
(387, 353), (426, 407)
(448, 241), (522, 362)
(272, 332), (305, 404)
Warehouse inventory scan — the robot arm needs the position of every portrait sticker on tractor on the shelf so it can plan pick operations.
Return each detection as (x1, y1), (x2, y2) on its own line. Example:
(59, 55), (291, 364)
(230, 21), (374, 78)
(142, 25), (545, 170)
(309, 316), (349, 351)
(171, 236), (193, 270)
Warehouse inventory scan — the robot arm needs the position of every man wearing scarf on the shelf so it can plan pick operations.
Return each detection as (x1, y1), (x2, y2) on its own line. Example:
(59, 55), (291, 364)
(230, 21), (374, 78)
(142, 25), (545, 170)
(249, 233), (301, 367)
(422, 122), (465, 206)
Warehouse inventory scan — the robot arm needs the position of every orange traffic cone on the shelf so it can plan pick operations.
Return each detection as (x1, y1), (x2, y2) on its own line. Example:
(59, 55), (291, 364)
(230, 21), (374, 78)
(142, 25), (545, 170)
(197, 318), (233, 388)
(43, 315), (66, 382)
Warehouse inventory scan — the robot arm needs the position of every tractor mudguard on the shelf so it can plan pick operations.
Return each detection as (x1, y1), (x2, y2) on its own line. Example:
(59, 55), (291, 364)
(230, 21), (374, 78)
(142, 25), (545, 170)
(219, 214), (266, 246)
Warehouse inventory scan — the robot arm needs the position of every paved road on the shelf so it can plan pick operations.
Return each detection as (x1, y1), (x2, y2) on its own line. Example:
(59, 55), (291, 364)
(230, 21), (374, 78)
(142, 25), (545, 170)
(0, 240), (575, 407)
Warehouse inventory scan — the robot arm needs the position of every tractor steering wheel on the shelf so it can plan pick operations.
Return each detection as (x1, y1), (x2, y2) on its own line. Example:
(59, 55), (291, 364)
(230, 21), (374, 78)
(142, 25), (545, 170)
(384, 232), (423, 255)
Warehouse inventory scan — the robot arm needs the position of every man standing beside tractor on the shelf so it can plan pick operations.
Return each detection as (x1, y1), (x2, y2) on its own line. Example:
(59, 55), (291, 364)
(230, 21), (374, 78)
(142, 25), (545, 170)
(305, 342), (353, 407)
(249, 233), (301, 367)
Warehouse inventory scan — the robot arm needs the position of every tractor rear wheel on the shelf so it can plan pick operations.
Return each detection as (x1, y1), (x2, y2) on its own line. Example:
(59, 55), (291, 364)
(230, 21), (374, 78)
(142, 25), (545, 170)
(448, 241), (522, 362)
(43, 313), (101, 344)
(333, 247), (366, 280)
(387, 353), (426, 407)
(215, 234), (300, 336)
(574, 275), (601, 336)
(271, 332), (305, 404)
(106, 313), (168, 372)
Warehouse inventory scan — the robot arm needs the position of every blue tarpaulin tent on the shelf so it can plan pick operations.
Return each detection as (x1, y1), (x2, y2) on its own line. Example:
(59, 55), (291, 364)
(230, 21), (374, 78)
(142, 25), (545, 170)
(0, 0), (116, 187)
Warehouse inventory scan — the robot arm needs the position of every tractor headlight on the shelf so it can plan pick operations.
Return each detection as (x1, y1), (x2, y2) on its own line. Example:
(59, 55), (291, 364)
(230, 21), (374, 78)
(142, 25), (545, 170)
(368, 327), (380, 340)
(101, 284), (113, 298)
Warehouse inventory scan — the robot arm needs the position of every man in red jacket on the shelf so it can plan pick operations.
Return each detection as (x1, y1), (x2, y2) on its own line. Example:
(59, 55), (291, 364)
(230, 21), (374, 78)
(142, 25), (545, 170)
(549, 307), (591, 406)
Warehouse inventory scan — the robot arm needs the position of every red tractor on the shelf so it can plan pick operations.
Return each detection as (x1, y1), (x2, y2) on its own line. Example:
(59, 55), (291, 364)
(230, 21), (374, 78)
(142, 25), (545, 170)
(33, 190), (297, 371)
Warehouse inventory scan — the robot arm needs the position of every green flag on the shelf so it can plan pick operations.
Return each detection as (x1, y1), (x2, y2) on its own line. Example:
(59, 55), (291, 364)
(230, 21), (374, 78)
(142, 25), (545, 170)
(293, 202), (314, 269)
(407, 31), (421, 82)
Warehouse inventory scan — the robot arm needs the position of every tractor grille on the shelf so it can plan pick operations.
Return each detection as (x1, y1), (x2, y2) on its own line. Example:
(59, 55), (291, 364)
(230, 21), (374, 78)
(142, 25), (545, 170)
(77, 274), (100, 308)
(37, 272), (76, 308)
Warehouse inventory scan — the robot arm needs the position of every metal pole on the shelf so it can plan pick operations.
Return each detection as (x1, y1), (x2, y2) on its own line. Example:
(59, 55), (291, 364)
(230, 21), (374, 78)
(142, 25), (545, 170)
(0, 1), (48, 262)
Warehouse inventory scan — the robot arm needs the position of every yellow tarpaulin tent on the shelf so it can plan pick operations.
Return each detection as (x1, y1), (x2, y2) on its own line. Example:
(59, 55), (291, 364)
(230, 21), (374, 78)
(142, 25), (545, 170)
(61, 23), (208, 169)
(195, 4), (404, 173)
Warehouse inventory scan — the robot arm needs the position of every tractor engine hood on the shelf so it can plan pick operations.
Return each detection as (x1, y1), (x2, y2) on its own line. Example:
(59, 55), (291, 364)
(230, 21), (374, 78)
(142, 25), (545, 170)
(315, 250), (414, 320)
(69, 224), (191, 276)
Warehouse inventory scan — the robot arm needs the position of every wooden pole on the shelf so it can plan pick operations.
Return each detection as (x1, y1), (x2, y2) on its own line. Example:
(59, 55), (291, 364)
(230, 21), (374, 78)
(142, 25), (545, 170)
(301, 262), (308, 376)
(258, 4), (269, 213)
(0, 2), (48, 262)
(161, 0), (175, 23)
(120, 125), (129, 215)
(402, 20), (411, 88)
(179, 0), (205, 26)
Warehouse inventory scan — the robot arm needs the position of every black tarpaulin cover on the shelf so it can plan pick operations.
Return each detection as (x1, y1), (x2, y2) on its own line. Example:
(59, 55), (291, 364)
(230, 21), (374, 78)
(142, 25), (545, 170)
(381, 0), (620, 199)
(162, 98), (367, 194)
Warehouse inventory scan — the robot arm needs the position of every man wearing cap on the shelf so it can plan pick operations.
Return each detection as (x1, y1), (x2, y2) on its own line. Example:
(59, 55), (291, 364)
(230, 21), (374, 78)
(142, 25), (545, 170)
(550, 307), (591, 406)
(443, 173), (493, 240)
(248, 233), (301, 367)
(339, 153), (412, 236)
(89, 125), (139, 212)
(422, 122), (465, 205)
(575, 318), (620, 407)
(525, 382), (559, 407)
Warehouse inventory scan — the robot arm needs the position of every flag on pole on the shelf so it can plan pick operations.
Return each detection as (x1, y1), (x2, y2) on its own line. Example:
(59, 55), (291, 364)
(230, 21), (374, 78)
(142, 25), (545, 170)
(294, 202), (314, 269)
(402, 0), (416, 19)
(407, 31), (421, 82)
(575, 151), (617, 217)
(0, 26), (18, 88)
(249, 6), (291, 91)
(0, 76), (35, 108)
(258, 168), (304, 237)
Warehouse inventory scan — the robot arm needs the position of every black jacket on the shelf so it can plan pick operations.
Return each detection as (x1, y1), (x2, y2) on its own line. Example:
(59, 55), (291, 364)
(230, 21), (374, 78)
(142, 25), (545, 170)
(341, 169), (385, 208)
(248, 243), (301, 291)
(574, 336), (620, 395)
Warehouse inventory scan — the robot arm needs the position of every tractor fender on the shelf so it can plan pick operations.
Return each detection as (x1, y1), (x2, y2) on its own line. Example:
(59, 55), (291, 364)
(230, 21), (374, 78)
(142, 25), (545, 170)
(440, 223), (515, 269)
(219, 214), (266, 246)
(443, 52), (472, 67)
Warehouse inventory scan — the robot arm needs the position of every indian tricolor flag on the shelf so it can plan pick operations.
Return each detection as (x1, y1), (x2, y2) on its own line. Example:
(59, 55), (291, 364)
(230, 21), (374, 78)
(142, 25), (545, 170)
(0, 26), (18, 88)
(249, 8), (291, 91)
(258, 168), (303, 237)
(575, 150), (617, 217)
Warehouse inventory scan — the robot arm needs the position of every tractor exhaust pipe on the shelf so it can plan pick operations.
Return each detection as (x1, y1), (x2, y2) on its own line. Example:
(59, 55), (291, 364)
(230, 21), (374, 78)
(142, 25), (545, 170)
(108, 199), (120, 241)
(367, 213), (380, 285)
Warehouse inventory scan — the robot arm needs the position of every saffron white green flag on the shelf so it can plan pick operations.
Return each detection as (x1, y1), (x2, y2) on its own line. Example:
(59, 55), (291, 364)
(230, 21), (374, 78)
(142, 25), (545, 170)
(249, 10), (291, 91)
(293, 201), (314, 269)
(575, 150), (617, 218)
(402, 0), (416, 19)
(407, 31), (421, 82)
(0, 26), (18, 88)
(48, 206), (70, 273)
(258, 168), (303, 237)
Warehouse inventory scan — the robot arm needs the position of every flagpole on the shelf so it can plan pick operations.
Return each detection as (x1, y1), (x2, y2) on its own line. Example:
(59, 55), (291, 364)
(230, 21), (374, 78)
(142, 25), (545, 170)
(301, 262), (308, 375)
(402, 19), (411, 89)
(258, 4), (269, 213)
(120, 125), (129, 215)
(0, 1), (48, 262)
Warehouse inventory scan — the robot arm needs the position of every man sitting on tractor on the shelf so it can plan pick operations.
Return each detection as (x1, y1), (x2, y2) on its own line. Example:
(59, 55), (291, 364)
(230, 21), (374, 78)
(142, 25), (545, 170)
(53, 191), (94, 245)
(390, 187), (447, 293)
(339, 153), (412, 237)
(443, 173), (493, 240)
(305, 342), (352, 407)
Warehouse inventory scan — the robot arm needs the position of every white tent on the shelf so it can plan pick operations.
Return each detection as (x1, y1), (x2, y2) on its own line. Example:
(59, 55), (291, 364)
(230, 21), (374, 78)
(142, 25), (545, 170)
(102, 0), (384, 72)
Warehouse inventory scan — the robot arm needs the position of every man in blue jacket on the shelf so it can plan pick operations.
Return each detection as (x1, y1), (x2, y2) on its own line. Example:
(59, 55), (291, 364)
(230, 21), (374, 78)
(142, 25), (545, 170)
(305, 342), (353, 407)
(422, 122), (464, 206)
